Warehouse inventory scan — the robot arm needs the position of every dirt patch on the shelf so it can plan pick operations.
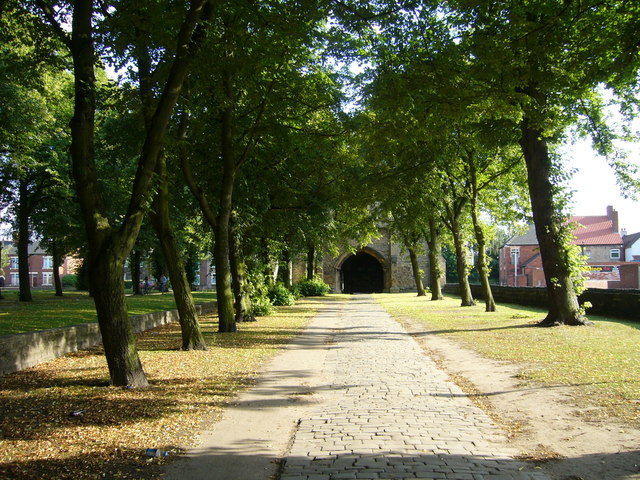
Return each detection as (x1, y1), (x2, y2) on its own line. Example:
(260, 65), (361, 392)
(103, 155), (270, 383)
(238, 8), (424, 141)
(398, 316), (640, 480)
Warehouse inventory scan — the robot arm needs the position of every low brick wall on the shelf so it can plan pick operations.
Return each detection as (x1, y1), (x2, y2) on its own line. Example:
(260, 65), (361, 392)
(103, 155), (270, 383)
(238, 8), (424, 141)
(443, 284), (639, 322)
(0, 302), (217, 376)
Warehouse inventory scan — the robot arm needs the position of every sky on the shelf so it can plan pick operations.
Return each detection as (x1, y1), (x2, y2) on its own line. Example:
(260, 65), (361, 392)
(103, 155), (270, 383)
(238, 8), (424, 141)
(562, 138), (640, 235)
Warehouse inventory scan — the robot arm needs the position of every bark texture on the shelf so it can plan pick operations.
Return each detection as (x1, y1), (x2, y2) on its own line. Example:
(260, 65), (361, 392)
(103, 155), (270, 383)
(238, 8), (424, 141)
(215, 68), (238, 333)
(469, 160), (496, 312)
(408, 245), (427, 296)
(150, 156), (207, 350)
(520, 115), (587, 326)
(450, 217), (475, 307)
(90, 256), (148, 387)
(230, 221), (255, 322)
(426, 218), (443, 301)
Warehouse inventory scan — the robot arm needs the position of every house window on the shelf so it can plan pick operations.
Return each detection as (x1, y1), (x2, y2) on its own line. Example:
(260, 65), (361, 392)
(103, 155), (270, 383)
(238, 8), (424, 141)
(42, 272), (53, 286)
(610, 249), (621, 260)
(42, 256), (54, 269)
(10, 273), (19, 285)
(10, 257), (19, 269)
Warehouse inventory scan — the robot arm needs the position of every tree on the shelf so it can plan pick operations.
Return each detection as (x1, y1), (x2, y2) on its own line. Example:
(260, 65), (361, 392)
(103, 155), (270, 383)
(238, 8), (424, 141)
(445, 0), (640, 325)
(33, 0), (212, 385)
(0, 8), (74, 301)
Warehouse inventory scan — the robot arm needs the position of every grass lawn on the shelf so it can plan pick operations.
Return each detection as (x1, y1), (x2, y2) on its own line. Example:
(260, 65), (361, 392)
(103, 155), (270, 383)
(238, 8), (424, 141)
(0, 297), (321, 480)
(375, 293), (640, 427)
(0, 290), (218, 336)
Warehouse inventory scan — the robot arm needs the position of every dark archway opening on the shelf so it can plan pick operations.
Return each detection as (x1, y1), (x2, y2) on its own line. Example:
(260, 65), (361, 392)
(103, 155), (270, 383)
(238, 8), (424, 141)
(342, 252), (384, 293)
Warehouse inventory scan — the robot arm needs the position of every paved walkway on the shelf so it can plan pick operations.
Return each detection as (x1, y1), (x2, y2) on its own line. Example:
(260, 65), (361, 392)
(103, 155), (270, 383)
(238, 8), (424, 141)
(166, 296), (549, 480)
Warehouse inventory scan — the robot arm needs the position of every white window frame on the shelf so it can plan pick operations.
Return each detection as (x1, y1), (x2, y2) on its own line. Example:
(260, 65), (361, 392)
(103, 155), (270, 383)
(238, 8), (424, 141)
(10, 256), (19, 270)
(610, 248), (621, 260)
(10, 273), (19, 285)
(42, 256), (54, 269)
(42, 272), (53, 286)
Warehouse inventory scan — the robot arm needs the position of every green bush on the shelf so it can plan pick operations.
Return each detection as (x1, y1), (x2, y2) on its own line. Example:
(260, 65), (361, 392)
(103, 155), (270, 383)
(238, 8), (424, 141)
(62, 274), (77, 288)
(295, 278), (330, 297)
(250, 296), (274, 316)
(267, 283), (296, 306)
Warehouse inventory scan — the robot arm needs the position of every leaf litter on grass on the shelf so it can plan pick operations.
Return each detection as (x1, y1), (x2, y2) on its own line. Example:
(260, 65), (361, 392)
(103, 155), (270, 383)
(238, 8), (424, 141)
(0, 299), (320, 480)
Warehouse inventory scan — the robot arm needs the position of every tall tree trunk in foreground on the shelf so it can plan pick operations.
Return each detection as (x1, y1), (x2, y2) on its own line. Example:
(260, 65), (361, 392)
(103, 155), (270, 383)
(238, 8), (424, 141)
(450, 216), (475, 307)
(150, 155), (206, 350)
(426, 217), (443, 300)
(38, 0), (211, 385)
(407, 243), (426, 296)
(520, 112), (587, 326)
(89, 255), (148, 386)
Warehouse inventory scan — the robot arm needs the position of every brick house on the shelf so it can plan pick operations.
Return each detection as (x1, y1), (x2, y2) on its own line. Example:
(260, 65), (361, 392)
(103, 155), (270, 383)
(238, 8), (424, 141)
(623, 231), (640, 262)
(1, 240), (76, 288)
(499, 206), (625, 288)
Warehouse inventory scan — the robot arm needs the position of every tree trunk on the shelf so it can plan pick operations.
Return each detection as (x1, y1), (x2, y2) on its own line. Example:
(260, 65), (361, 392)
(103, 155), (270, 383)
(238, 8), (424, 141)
(426, 217), (443, 301)
(306, 244), (315, 280)
(17, 179), (32, 302)
(229, 220), (255, 322)
(52, 240), (63, 297)
(470, 208), (496, 312)
(407, 245), (426, 296)
(150, 155), (206, 350)
(469, 159), (496, 312)
(282, 249), (292, 288)
(90, 254), (149, 386)
(520, 116), (587, 326)
(450, 216), (475, 307)
(130, 249), (142, 295)
(66, 0), (148, 386)
(51, 0), (210, 385)
(215, 68), (237, 333)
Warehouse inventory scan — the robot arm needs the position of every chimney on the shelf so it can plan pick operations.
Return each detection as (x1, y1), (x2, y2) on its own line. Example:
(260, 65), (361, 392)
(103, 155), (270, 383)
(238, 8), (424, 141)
(621, 228), (627, 237)
(606, 205), (619, 232)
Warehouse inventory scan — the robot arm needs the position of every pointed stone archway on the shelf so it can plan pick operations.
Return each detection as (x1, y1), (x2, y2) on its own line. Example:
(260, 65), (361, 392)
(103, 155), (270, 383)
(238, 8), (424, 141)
(335, 248), (390, 294)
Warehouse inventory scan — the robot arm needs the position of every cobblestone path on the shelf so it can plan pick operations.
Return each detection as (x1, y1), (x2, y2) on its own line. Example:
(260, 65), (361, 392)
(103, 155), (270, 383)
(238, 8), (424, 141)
(279, 295), (549, 480)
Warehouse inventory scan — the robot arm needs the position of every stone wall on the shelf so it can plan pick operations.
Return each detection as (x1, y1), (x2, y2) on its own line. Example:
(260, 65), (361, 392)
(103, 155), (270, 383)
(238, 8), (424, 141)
(322, 226), (430, 293)
(0, 302), (217, 376)
(443, 284), (639, 321)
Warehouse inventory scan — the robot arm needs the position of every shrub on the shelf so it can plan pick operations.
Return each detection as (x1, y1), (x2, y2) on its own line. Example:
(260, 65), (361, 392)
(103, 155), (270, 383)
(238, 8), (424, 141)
(267, 283), (296, 306)
(62, 274), (77, 288)
(246, 270), (274, 316)
(250, 296), (274, 316)
(295, 278), (330, 297)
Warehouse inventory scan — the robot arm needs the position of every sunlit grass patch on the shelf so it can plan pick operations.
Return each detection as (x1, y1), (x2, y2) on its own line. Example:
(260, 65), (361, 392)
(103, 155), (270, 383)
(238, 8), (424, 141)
(0, 290), (217, 336)
(0, 297), (320, 480)
(375, 293), (640, 426)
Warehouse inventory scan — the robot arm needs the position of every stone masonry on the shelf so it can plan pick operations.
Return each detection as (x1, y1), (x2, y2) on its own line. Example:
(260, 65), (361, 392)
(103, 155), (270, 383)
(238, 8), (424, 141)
(321, 226), (431, 294)
(279, 296), (549, 480)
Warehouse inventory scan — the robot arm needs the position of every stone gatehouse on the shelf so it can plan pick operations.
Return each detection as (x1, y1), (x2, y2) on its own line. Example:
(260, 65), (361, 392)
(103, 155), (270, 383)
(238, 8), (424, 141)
(321, 227), (431, 294)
